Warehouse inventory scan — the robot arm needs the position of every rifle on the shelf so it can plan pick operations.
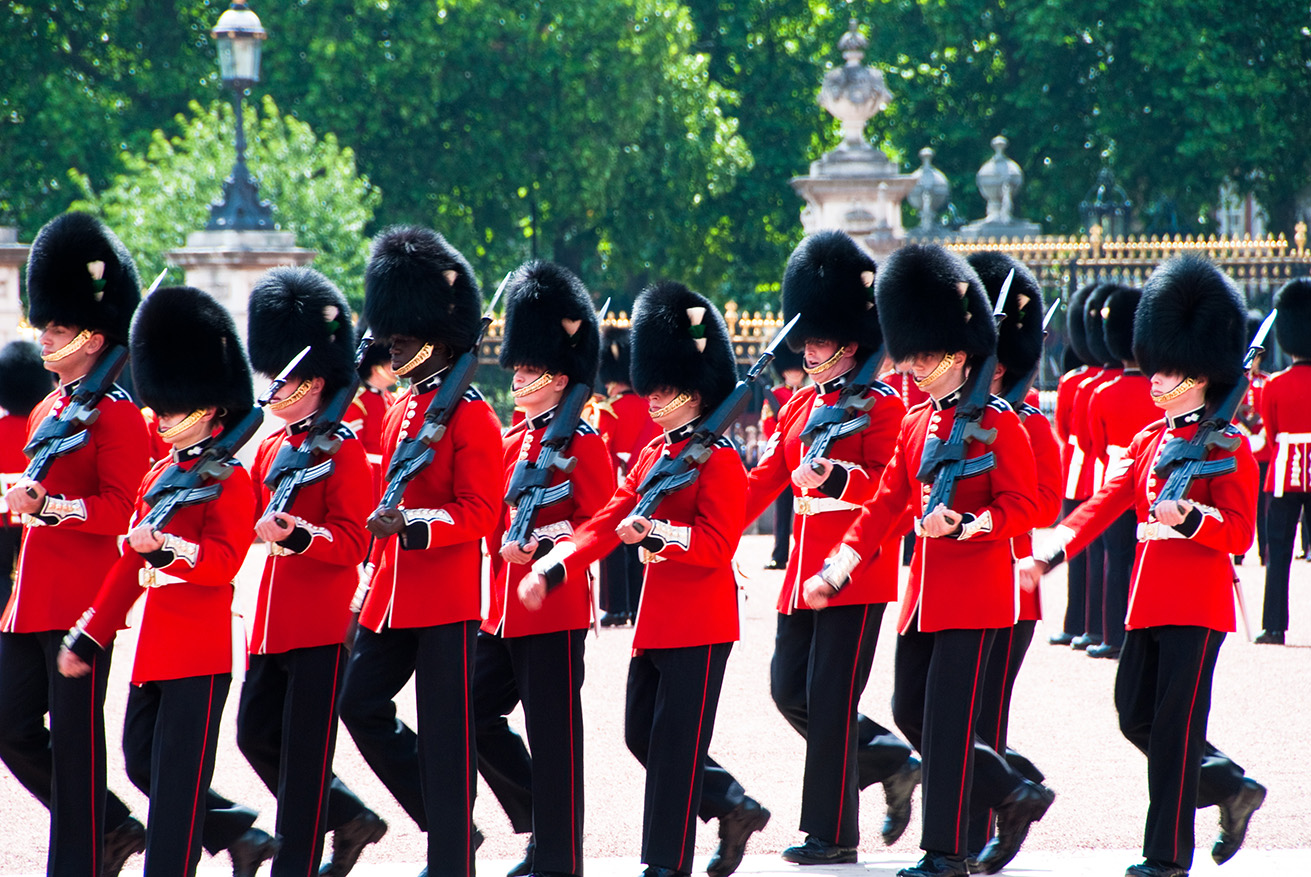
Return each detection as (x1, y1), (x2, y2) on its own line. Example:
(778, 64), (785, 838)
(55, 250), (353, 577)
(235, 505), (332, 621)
(22, 268), (169, 486)
(137, 346), (307, 531)
(367, 273), (509, 537)
(261, 333), (375, 524)
(915, 270), (1012, 513)
(629, 313), (800, 530)
(502, 381), (592, 551)
(1002, 298), (1062, 408)
(798, 343), (886, 475)
(1153, 309), (1277, 505)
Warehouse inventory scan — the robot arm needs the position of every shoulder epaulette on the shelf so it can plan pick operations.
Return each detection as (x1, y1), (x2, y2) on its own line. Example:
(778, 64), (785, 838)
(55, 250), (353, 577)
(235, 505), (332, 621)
(105, 384), (130, 402)
(462, 386), (485, 403)
(333, 423), (357, 441)
(714, 435), (735, 450)
(575, 421), (598, 437)
(908, 399), (932, 414)
(1017, 402), (1042, 418)
(987, 396), (1013, 414)
(868, 382), (896, 398)
(1222, 423), (1243, 437)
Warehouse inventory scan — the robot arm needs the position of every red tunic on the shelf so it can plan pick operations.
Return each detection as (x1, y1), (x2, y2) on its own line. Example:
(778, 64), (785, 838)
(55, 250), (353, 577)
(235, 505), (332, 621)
(1065, 367), (1115, 499)
(2, 385), (149, 633)
(0, 414), (28, 527)
(1086, 371), (1159, 490)
(1056, 416), (1257, 631)
(484, 413), (615, 637)
(1260, 363), (1311, 496)
(760, 385), (796, 440)
(76, 445), (257, 683)
(586, 389), (659, 475)
(743, 381), (905, 612)
(842, 397), (1039, 634)
(1237, 370), (1270, 464)
(556, 429), (746, 650)
(359, 382), (503, 632)
(248, 424), (373, 654)
(880, 369), (931, 412)
(1014, 403), (1063, 621)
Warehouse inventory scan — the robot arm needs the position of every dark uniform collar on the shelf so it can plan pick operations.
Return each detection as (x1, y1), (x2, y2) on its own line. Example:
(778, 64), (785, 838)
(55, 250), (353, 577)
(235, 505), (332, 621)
(1166, 405), (1206, 429)
(525, 406), (557, 432)
(59, 376), (83, 398)
(412, 368), (448, 396)
(1123, 367), (1143, 376)
(930, 380), (969, 411)
(286, 413), (317, 436)
(665, 418), (700, 444)
(816, 371), (852, 397)
(171, 433), (215, 463)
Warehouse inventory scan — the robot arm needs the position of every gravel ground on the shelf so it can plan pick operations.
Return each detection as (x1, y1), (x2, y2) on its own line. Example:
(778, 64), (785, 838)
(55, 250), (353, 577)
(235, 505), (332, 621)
(1, 533), (1308, 874)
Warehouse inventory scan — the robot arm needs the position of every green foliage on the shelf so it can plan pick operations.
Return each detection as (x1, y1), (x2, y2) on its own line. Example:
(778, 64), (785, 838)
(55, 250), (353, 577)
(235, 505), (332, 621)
(69, 97), (380, 307)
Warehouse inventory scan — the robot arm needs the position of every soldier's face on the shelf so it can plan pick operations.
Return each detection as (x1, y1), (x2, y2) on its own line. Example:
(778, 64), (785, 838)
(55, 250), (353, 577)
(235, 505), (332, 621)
(1150, 372), (1207, 413)
(511, 366), (567, 416)
(268, 374), (325, 423)
(37, 324), (105, 382)
(646, 387), (701, 431)
(156, 408), (217, 447)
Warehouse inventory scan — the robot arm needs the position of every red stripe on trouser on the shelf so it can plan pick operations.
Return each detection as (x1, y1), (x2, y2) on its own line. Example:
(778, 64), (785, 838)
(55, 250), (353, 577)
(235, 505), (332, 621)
(954, 634), (987, 843)
(679, 651), (713, 869)
(1170, 629), (1213, 863)
(835, 605), (871, 834)
(308, 648), (344, 877)
(186, 677), (218, 868)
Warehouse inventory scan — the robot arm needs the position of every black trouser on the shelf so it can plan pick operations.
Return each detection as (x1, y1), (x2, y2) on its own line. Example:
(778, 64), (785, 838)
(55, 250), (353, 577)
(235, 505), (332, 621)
(968, 620), (1037, 854)
(474, 628), (587, 875)
(0, 629), (134, 877)
(1060, 497), (1088, 635)
(122, 674), (256, 877)
(1262, 491), (1311, 631)
(237, 644), (369, 877)
(891, 624), (1024, 855)
(770, 487), (794, 567)
(1084, 532), (1107, 639)
(1101, 511), (1137, 649)
(338, 620), (479, 877)
(1115, 626), (1246, 869)
(0, 525), (20, 607)
(624, 642), (737, 872)
(599, 543), (643, 615)
(1254, 462), (1270, 562)
(770, 604), (912, 846)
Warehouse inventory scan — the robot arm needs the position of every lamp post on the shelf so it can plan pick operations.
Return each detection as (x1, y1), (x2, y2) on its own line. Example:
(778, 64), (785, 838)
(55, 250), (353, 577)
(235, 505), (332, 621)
(1079, 167), (1132, 238)
(206, 1), (273, 231)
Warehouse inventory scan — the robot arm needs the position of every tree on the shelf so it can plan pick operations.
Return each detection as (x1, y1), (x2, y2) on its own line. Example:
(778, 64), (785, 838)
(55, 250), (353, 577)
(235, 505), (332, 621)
(69, 97), (380, 306)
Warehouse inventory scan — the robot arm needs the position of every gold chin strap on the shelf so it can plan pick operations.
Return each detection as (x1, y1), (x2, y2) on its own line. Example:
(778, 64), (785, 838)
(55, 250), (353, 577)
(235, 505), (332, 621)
(395, 343), (434, 376)
(269, 379), (313, 412)
(159, 409), (207, 441)
(1152, 376), (1198, 404)
(914, 352), (957, 388)
(512, 372), (555, 398)
(803, 345), (847, 376)
(42, 329), (93, 362)
(650, 392), (692, 419)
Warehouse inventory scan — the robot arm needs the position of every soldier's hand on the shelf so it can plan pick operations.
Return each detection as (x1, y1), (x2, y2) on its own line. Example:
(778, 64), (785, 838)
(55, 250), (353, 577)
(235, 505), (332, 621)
(254, 512), (297, 543)
(500, 538), (538, 566)
(803, 575), (836, 610)
(57, 646), (91, 678)
(617, 515), (651, 544)
(792, 458), (832, 490)
(366, 507), (405, 538)
(1152, 499), (1193, 527)
(920, 503), (962, 538)
(1016, 557), (1047, 593)
(518, 572), (548, 611)
(126, 523), (165, 554)
(5, 479), (45, 516)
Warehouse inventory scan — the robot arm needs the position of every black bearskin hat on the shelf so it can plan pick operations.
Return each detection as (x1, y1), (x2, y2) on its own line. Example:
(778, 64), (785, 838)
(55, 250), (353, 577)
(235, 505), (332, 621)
(248, 267), (357, 394)
(1100, 284), (1142, 364)
(499, 261), (599, 387)
(598, 325), (633, 388)
(967, 252), (1044, 395)
(1061, 345), (1084, 374)
(25, 212), (141, 345)
(132, 286), (254, 429)
(363, 226), (482, 352)
(354, 320), (391, 381)
(630, 282), (736, 413)
(875, 243), (995, 364)
(0, 340), (55, 417)
(770, 327), (805, 382)
(1065, 281), (1100, 367)
(1083, 284), (1117, 368)
(1133, 257), (1247, 401)
(781, 230), (881, 359)
(1273, 278), (1311, 359)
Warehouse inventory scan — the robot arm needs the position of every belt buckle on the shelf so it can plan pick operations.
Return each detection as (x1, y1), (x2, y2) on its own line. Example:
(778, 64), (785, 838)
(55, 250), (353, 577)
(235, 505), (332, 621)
(796, 496), (814, 516)
(139, 566), (157, 588)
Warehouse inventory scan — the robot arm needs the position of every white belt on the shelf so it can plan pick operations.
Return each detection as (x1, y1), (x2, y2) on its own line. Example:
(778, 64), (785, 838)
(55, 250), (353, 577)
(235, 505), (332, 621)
(1272, 433), (1311, 498)
(1136, 521), (1186, 541)
(138, 566), (188, 588)
(794, 495), (860, 516)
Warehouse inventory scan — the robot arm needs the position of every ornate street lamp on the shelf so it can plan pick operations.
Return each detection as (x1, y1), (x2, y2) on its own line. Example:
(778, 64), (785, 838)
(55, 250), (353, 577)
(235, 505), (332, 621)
(1079, 167), (1132, 238)
(206, 1), (273, 231)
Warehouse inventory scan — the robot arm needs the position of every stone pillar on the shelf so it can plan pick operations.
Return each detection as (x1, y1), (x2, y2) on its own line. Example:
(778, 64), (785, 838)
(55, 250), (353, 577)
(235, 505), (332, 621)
(0, 228), (32, 348)
(166, 229), (315, 338)
(960, 136), (1041, 239)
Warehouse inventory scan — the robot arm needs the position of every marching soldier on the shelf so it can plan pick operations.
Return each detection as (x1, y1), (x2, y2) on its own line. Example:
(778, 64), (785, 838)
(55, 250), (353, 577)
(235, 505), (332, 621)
(240, 268), (385, 877)
(963, 252), (1060, 854)
(810, 244), (1050, 877)
(344, 322), (396, 491)
(59, 285), (275, 877)
(336, 227), (503, 877)
(1020, 257), (1267, 877)
(1084, 285), (1157, 659)
(0, 341), (55, 607)
(741, 231), (919, 864)
(525, 282), (767, 877)
(589, 325), (659, 626)
(1257, 278), (1311, 643)
(1233, 309), (1271, 565)
(759, 332), (805, 571)
(0, 213), (150, 877)
(475, 261), (615, 877)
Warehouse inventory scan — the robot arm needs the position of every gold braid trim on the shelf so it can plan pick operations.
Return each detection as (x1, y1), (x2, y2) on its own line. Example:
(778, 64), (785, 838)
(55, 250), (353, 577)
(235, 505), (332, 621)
(395, 343), (434, 376)
(914, 352), (957, 388)
(42, 329), (93, 362)
(1151, 376), (1197, 404)
(803, 345), (847, 376)
(269, 379), (313, 411)
(159, 410), (207, 441)
(650, 392), (691, 419)
(512, 372), (555, 398)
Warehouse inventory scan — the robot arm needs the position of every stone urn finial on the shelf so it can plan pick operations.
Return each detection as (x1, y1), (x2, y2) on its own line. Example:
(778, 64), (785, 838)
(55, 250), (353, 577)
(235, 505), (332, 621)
(818, 19), (892, 149)
(909, 147), (951, 230)
(976, 136), (1024, 223)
